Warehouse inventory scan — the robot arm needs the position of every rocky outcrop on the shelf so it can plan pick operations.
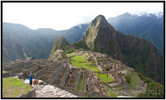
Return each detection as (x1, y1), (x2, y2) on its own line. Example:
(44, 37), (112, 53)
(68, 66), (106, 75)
(84, 15), (116, 50)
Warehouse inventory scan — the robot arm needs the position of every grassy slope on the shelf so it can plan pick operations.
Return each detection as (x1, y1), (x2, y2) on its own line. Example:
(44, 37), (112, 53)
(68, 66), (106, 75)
(70, 55), (113, 83)
(3, 77), (32, 97)
(70, 55), (100, 72)
(96, 73), (114, 83)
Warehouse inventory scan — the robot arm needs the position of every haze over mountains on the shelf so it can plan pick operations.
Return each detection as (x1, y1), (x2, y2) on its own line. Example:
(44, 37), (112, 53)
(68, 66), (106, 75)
(3, 13), (163, 63)
(109, 13), (164, 55)
(3, 23), (88, 63)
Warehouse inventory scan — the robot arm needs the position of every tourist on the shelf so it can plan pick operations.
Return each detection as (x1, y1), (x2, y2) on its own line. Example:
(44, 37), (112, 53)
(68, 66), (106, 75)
(28, 72), (33, 85)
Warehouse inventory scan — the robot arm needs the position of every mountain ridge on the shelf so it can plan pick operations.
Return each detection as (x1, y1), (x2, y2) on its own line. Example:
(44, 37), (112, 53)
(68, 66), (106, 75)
(83, 15), (163, 84)
(109, 13), (164, 55)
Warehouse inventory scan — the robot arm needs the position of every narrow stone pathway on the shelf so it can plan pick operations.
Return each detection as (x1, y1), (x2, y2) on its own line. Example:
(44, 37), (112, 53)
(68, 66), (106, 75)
(34, 84), (78, 97)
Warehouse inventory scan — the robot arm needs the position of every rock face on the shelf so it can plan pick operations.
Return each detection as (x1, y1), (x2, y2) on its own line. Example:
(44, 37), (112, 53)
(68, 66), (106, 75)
(84, 15), (163, 83)
(84, 15), (117, 51)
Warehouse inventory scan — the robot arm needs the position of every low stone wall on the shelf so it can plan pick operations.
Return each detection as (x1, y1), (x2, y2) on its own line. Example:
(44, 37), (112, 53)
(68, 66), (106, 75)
(20, 89), (36, 98)
(3, 72), (26, 79)
(2, 73), (16, 78)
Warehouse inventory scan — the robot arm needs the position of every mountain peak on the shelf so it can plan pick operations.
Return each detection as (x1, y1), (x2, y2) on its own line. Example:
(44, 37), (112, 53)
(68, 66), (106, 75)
(95, 15), (106, 20)
(91, 15), (108, 27)
(84, 15), (117, 50)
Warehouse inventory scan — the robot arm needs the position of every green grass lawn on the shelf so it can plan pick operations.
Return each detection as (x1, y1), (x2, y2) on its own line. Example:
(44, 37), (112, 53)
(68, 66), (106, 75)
(3, 77), (32, 97)
(96, 73), (114, 83)
(70, 55), (100, 72)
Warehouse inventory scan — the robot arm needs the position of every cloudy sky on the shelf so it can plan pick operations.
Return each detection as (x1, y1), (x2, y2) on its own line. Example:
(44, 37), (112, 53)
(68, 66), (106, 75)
(3, 3), (163, 30)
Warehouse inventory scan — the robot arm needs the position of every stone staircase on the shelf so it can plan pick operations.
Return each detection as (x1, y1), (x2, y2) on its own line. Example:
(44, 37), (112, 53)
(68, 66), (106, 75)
(34, 84), (78, 97)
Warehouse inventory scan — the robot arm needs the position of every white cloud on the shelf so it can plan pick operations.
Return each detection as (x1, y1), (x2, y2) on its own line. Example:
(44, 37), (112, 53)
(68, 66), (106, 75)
(3, 3), (163, 30)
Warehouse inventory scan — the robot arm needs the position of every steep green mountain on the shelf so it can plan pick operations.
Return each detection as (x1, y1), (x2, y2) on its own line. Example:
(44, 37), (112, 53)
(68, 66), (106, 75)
(3, 23), (88, 63)
(84, 15), (164, 84)
(3, 23), (57, 63)
(109, 13), (164, 55)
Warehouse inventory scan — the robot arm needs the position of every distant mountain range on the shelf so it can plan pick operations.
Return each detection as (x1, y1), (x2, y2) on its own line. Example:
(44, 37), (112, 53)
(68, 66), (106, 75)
(3, 23), (56, 62)
(3, 23), (88, 63)
(3, 12), (163, 62)
(109, 13), (164, 55)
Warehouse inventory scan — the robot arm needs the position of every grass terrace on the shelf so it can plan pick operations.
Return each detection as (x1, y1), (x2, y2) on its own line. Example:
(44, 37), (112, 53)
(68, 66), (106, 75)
(70, 55), (100, 72)
(70, 55), (114, 83)
(96, 73), (114, 83)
